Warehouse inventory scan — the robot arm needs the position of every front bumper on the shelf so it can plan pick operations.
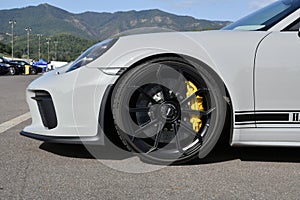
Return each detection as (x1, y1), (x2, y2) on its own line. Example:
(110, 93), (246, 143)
(21, 66), (119, 143)
(20, 131), (103, 144)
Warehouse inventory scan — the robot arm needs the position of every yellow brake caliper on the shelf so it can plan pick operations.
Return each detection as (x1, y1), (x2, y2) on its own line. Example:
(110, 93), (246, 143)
(186, 81), (204, 132)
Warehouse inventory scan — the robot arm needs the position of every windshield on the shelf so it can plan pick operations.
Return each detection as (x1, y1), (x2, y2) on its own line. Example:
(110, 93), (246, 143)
(223, 0), (300, 31)
(0, 57), (9, 63)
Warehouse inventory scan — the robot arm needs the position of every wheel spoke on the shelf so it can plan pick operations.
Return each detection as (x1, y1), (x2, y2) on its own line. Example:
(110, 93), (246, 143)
(182, 107), (216, 116)
(173, 123), (184, 154)
(159, 85), (170, 101)
(137, 88), (158, 104)
(173, 70), (186, 94)
(132, 119), (159, 139)
(146, 123), (163, 154)
(180, 88), (210, 105)
(129, 107), (150, 113)
(180, 121), (201, 140)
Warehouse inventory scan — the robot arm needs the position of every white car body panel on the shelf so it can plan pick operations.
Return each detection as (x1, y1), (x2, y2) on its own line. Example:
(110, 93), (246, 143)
(233, 128), (300, 146)
(24, 66), (118, 137)
(93, 31), (270, 113)
(256, 32), (300, 112)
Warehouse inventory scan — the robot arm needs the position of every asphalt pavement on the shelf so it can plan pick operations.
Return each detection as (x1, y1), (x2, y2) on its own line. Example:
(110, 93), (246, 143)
(0, 75), (37, 124)
(1, 75), (300, 199)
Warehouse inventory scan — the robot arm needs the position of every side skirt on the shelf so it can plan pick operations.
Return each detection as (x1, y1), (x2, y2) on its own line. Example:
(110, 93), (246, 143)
(232, 110), (300, 147)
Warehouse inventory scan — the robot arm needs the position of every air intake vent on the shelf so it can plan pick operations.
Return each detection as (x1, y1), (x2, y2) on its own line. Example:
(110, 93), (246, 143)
(32, 91), (58, 129)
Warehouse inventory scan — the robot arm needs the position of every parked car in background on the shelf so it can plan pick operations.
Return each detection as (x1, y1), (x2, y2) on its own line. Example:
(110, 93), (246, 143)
(12, 60), (43, 75)
(0, 62), (10, 75)
(0, 56), (22, 75)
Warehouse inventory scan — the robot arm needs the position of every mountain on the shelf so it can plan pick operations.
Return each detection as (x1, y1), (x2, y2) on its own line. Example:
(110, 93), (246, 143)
(0, 4), (232, 61)
(0, 3), (231, 40)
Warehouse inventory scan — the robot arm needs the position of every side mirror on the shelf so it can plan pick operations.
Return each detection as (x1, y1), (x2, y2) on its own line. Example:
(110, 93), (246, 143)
(298, 27), (300, 38)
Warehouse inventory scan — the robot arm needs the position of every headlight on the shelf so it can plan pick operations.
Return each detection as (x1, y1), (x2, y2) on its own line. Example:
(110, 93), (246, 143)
(66, 38), (118, 72)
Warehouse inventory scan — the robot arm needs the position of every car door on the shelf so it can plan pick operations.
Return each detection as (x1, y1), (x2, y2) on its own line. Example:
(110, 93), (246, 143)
(255, 18), (300, 127)
(0, 64), (5, 74)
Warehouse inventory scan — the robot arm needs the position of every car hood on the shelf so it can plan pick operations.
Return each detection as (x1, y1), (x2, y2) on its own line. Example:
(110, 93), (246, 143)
(91, 30), (270, 70)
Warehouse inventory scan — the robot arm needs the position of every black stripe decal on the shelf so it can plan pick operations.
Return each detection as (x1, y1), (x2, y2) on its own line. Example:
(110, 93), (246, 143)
(255, 122), (300, 125)
(255, 110), (300, 113)
(235, 113), (289, 123)
(236, 110), (300, 113)
(235, 114), (255, 122)
(235, 111), (254, 114)
(236, 122), (300, 126)
(235, 123), (256, 126)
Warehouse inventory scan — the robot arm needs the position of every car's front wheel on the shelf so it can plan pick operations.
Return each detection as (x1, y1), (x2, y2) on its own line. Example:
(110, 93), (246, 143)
(112, 57), (227, 164)
(30, 68), (37, 75)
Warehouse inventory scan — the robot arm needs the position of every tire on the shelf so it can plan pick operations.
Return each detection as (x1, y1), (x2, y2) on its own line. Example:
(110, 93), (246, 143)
(8, 67), (16, 75)
(30, 68), (37, 75)
(112, 56), (227, 164)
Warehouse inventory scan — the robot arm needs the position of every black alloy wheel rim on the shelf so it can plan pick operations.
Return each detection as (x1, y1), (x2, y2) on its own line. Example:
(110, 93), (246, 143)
(121, 62), (217, 161)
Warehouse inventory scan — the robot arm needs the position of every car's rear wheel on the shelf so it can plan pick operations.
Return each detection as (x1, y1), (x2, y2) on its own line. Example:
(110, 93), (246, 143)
(112, 57), (227, 164)
(8, 67), (17, 75)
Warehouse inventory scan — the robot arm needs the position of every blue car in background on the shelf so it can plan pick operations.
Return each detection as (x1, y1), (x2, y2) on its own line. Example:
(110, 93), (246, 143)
(32, 59), (49, 72)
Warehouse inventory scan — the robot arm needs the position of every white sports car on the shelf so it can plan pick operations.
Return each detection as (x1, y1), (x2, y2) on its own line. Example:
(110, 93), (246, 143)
(21, 0), (300, 164)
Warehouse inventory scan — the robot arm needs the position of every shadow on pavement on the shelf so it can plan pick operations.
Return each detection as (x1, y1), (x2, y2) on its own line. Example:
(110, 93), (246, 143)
(39, 142), (133, 160)
(40, 141), (300, 165)
(186, 144), (300, 165)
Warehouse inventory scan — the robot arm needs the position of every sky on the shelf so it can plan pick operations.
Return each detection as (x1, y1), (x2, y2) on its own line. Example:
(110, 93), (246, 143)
(0, 0), (278, 21)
